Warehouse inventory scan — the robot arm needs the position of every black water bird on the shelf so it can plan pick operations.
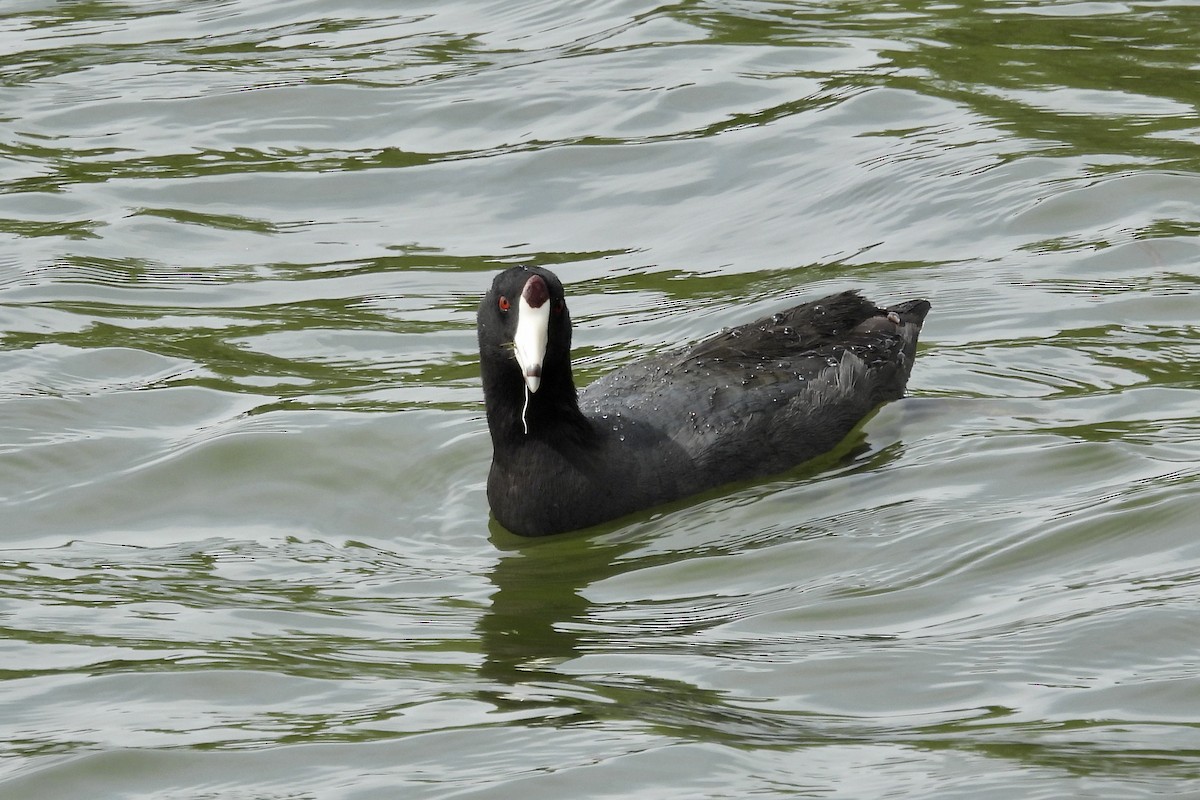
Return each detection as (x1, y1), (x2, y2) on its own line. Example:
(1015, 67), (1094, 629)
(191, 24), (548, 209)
(478, 266), (930, 537)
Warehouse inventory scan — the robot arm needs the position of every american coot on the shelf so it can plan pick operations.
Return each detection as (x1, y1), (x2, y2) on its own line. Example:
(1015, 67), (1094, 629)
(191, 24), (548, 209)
(478, 266), (931, 537)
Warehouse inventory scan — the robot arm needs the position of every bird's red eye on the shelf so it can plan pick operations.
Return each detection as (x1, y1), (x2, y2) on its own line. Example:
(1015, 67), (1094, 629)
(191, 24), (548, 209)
(498, 296), (510, 312)
(552, 299), (565, 316)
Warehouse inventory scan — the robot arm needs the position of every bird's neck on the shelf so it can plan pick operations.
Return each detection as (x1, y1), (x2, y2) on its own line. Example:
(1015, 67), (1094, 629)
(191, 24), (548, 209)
(483, 368), (593, 453)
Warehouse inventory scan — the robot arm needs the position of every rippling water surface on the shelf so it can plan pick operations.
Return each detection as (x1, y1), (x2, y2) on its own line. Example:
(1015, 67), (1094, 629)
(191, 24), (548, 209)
(3, 1), (1199, 797)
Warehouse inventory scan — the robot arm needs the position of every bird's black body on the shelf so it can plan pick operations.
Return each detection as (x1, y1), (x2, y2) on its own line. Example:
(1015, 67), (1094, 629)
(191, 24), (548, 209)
(478, 266), (930, 536)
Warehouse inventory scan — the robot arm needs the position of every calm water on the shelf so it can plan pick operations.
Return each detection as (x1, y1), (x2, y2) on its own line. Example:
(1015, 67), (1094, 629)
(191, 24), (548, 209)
(2, 1), (1199, 797)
